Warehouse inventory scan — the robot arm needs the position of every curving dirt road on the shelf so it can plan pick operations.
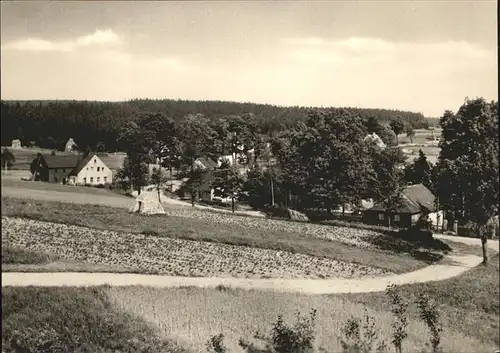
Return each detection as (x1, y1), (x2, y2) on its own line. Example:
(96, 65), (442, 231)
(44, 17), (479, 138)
(2, 249), (497, 294)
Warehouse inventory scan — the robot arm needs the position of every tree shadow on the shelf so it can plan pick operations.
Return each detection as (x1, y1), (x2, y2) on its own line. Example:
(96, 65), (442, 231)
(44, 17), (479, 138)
(409, 250), (444, 264)
(366, 229), (453, 263)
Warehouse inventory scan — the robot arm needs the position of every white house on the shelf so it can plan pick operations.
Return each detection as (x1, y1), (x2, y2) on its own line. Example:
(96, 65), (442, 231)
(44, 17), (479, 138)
(11, 139), (21, 149)
(217, 154), (236, 167)
(65, 138), (78, 152)
(67, 154), (113, 186)
(364, 133), (386, 149)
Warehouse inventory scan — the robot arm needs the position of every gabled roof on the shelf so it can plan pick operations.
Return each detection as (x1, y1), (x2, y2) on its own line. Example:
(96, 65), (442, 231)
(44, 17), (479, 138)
(42, 154), (81, 169)
(367, 184), (436, 214)
(196, 156), (218, 170)
(70, 154), (97, 176)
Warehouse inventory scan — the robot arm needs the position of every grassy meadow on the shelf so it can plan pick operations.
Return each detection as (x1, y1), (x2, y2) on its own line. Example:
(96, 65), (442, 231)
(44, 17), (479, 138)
(1, 178), (125, 197)
(3, 254), (497, 353)
(104, 255), (500, 352)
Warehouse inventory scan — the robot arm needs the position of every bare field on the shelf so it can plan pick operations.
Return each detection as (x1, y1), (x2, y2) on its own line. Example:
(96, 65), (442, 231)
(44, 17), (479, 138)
(2, 196), (462, 274)
(2, 217), (390, 279)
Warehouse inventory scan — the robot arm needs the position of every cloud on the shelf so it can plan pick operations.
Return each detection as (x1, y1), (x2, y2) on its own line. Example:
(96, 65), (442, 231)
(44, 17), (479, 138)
(282, 36), (492, 66)
(1, 29), (121, 52)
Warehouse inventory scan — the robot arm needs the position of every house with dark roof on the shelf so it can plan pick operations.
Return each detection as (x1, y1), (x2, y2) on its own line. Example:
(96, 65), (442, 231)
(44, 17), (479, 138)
(362, 184), (444, 229)
(194, 156), (218, 171)
(30, 153), (112, 185)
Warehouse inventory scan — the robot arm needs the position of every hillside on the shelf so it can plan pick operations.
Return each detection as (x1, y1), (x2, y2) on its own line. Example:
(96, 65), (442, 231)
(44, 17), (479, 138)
(1, 99), (429, 151)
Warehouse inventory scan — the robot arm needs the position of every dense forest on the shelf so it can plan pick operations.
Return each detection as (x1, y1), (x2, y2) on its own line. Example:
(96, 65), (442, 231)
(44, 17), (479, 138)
(1, 99), (429, 151)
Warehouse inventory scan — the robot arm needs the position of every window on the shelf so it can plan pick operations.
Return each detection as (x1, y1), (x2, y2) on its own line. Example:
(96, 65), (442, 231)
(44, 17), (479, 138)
(86, 167), (89, 171)
(97, 177), (100, 182)
(90, 166), (94, 171)
(104, 176), (107, 183)
(378, 213), (384, 220)
(54, 168), (58, 172)
(83, 177), (86, 184)
(94, 159), (97, 163)
(394, 214), (400, 222)
(90, 177), (94, 183)
(97, 167), (100, 172)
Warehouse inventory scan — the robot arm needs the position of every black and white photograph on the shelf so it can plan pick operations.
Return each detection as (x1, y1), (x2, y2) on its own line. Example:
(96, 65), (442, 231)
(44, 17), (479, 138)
(1, 1), (498, 352)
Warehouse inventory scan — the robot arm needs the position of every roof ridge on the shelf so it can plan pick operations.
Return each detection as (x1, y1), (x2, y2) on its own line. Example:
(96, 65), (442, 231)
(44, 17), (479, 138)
(401, 192), (420, 209)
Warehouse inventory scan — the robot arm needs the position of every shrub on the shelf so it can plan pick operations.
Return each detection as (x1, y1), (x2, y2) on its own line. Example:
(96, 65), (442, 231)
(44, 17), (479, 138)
(416, 293), (443, 353)
(263, 205), (290, 219)
(206, 333), (228, 353)
(238, 309), (317, 353)
(386, 284), (409, 353)
(339, 311), (387, 353)
(208, 285), (446, 353)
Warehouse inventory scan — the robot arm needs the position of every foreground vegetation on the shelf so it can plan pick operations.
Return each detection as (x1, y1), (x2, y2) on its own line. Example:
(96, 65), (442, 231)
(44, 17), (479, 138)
(2, 196), (474, 274)
(1, 286), (189, 353)
(107, 256), (499, 352)
(3, 257), (498, 353)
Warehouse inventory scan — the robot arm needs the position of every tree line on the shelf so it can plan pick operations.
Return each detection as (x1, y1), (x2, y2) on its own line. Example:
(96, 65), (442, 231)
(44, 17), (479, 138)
(1, 99), (429, 151)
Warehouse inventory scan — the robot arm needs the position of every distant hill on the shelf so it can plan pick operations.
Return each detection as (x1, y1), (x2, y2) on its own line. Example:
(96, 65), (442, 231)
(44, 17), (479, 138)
(1, 99), (429, 151)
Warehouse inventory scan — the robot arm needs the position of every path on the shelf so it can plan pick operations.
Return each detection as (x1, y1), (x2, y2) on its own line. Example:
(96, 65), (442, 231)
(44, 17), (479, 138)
(3, 241), (498, 294)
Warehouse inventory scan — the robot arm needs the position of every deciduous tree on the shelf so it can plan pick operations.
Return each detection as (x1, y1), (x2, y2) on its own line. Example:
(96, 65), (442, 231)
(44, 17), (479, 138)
(404, 149), (433, 189)
(405, 125), (415, 143)
(434, 98), (498, 263)
(1, 148), (15, 170)
(390, 117), (406, 145)
(211, 160), (245, 212)
(368, 147), (407, 228)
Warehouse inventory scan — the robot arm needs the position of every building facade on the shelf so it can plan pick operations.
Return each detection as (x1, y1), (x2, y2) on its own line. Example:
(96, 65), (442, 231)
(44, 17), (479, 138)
(31, 153), (112, 185)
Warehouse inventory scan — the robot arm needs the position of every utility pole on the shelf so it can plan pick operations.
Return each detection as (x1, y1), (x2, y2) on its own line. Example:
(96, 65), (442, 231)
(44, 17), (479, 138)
(270, 175), (275, 206)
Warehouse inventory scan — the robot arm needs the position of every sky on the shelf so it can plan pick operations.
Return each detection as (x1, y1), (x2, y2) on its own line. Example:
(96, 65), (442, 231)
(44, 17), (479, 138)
(1, 1), (497, 117)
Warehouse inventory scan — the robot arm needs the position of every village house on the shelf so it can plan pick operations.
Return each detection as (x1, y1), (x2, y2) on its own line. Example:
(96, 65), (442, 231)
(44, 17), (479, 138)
(11, 139), (21, 149)
(362, 183), (444, 229)
(198, 171), (234, 204)
(30, 153), (112, 185)
(65, 138), (78, 152)
(194, 156), (218, 171)
(363, 133), (386, 149)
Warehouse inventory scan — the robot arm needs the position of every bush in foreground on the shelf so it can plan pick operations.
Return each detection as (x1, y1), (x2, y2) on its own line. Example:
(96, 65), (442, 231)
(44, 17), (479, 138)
(206, 284), (444, 353)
